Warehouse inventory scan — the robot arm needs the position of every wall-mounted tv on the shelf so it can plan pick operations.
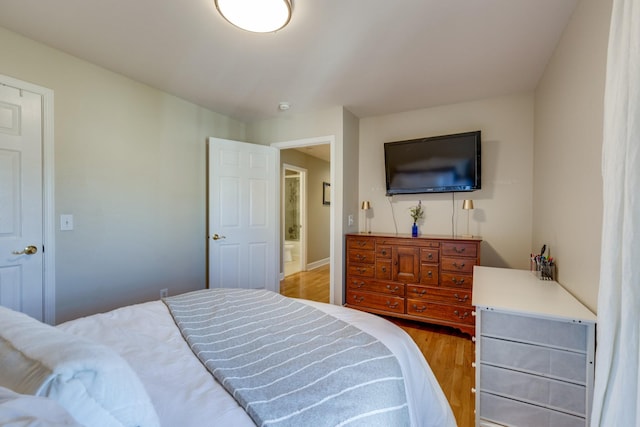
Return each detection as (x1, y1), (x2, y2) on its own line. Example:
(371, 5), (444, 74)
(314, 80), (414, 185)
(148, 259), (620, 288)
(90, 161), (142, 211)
(384, 131), (481, 195)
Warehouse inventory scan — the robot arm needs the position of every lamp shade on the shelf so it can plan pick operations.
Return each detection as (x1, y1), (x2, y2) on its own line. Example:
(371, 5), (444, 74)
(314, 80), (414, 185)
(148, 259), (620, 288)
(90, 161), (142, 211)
(361, 201), (371, 210)
(462, 199), (474, 210)
(215, 0), (292, 33)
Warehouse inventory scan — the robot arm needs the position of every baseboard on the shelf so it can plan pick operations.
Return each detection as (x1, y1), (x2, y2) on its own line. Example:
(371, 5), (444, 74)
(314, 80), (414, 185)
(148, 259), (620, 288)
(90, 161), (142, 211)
(306, 257), (330, 271)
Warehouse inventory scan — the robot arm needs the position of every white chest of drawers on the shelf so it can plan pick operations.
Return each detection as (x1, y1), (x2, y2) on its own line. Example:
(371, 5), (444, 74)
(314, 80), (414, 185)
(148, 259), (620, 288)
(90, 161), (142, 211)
(472, 266), (596, 427)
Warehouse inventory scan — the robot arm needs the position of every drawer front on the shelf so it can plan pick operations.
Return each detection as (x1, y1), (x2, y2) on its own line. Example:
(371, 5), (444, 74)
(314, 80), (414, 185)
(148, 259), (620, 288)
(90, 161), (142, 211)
(420, 248), (439, 263)
(440, 272), (473, 289)
(479, 392), (585, 427)
(441, 256), (475, 274)
(347, 291), (404, 313)
(407, 285), (472, 306)
(347, 264), (375, 278)
(419, 263), (439, 285)
(442, 242), (477, 258)
(375, 259), (392, 280)
(406, 300), (474, 325)
(376, 245), (392, 258)
(480, 336), (587, 384)
(348, 249), (375, 264)
(480, 364), (586, 415)
(346, 278), (404, 296)
(347, 237), (375, 250)
(481, 310), (589, 352)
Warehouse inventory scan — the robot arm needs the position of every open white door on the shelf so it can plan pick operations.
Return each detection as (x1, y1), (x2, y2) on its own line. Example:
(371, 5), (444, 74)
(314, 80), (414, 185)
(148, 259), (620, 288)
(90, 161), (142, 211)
(0, 84), (44, 320)
(208, 137), (278, 291)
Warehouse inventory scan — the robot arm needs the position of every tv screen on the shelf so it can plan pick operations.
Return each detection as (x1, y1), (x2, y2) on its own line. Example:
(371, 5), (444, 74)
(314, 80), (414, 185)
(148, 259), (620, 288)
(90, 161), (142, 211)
(384, 131), (481, 195)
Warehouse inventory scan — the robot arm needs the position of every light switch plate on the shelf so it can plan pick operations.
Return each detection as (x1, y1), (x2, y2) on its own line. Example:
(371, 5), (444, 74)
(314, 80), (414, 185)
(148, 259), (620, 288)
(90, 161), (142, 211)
(60, 214), (74, 231)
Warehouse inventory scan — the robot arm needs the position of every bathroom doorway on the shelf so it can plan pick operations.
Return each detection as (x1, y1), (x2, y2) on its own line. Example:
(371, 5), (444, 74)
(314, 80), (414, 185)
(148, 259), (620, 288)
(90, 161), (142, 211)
(283, 164), (306, 276)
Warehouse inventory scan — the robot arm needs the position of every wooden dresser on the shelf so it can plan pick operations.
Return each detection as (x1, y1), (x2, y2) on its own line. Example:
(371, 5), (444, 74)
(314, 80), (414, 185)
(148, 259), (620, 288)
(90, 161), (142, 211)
(345, 232), (481, 336)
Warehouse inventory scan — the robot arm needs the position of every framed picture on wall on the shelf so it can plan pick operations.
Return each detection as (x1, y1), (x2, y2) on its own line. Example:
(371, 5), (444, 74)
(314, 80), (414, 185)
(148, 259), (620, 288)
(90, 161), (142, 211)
(323, 182), (330, 205)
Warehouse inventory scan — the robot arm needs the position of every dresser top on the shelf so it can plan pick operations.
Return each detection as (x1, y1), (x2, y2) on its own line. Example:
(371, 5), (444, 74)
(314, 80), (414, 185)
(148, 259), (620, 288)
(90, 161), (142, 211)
(346, 232), (482, 242)
(472, 266), (596, 323)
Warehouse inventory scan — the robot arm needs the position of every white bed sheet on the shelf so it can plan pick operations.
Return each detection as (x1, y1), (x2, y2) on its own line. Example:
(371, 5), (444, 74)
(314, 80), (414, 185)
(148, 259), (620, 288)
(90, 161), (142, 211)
(58, 298), (456, 427)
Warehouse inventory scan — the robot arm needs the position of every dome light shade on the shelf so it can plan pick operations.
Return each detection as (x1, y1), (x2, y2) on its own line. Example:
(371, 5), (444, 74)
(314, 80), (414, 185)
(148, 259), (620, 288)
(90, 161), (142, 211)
(215, 0), (292, 33)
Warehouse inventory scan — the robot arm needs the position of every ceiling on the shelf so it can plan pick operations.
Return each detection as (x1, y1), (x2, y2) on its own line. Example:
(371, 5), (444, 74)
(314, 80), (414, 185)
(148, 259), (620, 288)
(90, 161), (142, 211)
(0, 0), (578, 123)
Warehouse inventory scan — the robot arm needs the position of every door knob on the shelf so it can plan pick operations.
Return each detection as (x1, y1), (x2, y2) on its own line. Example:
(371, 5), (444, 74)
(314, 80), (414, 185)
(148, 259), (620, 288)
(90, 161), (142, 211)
(12, 245), (38, 255)
(212, 234), (226, 240)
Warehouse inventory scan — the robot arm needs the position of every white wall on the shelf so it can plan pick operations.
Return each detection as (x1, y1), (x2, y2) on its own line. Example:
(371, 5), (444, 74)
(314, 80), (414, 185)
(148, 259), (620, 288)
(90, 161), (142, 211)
(533, 0), (612, 313)
(359, 94), (535, 269)
(0, 26), (246, 322)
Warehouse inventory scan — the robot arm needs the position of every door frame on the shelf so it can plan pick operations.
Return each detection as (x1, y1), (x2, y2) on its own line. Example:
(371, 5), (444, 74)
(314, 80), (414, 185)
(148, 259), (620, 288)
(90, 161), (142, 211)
(0, 74), (55, 324)
(272, 135), (336, 303)
(282, 163), (307, 275)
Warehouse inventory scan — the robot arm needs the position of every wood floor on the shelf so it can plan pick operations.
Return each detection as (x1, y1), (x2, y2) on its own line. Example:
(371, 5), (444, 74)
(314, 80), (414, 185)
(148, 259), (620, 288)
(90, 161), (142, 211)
(280, 265), (475, 427)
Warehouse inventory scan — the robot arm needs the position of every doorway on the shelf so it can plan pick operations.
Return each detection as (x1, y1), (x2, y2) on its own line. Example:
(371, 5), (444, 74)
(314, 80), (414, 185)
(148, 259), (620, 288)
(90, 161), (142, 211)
(272, 137), (334, 302)
(283, 165), (306, 277)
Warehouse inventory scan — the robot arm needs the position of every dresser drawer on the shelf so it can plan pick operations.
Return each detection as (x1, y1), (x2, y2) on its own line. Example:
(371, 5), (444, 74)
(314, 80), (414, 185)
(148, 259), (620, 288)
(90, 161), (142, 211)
(406, 300), (474, 325)
(347, 237), (374, 250)
(479, 392), (585, 427)
(347, 291), (404, 314)
(441, 256), (475, 274)
(376, 245), (392, 258)
(419, 264), (439, 285)
(407, 285), (472, 306)
(347, 249), (375, 264)
(481, 310), (588, 352)
(481, 364), (586, 415)
(440, 272), (473, 289)
(376, 259), (392, 280)
(346, 278), (404, 296)
(480, 336), (587, 384)
(442, 242), (477, 258)
(347, 264), (375, 278)
(420, 248), (439, 263)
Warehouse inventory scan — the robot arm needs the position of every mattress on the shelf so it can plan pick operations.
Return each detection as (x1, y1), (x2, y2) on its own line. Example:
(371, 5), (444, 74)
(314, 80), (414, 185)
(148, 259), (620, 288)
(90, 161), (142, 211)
(57, 297), (456, 427)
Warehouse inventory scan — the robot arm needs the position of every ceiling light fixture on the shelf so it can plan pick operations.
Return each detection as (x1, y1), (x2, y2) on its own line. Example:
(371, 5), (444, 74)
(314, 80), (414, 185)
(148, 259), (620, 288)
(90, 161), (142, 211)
(215, 0), (292, 33)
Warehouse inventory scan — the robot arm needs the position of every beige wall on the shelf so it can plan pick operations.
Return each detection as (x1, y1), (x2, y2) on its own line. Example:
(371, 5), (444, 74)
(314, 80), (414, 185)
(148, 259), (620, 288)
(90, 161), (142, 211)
(280, 150), (331, 265)
(533, 0), (612, 313)
(0, 27), (246, 322)
(359, 94), (535, 269)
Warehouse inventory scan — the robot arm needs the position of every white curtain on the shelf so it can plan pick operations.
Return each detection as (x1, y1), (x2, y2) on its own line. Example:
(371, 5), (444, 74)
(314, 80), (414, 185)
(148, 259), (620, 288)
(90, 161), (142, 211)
(591, 0), (640, 425)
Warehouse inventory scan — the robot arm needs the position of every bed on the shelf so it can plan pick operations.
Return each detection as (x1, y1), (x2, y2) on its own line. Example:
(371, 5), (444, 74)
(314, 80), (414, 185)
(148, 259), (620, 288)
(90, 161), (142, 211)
(0, 288), (456, 427)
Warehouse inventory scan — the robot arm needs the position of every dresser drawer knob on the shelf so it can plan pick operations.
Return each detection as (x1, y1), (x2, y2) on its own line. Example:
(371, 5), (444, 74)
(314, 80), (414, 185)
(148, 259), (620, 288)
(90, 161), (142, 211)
(452, 262), (466, 269)
(351, 281), (365, 288)
(427, 253), (433, 259)
(381, 249), (387, 255)
(452, 246), (466, 254)
(427, 270), (433, 278)
(381, 266), (387, 273)
(356, 254), (367, 261)
(453, 293), (469, 302)
(453, 310), (469, 319)
(411, 288), (427, 297)
(386, 285), (399, 293)
(357, 241), (367, 247)
(357, 267), (368, 274)
(353, 295), (365, 303)
(386, 301), (399, 309)
(451, 277), (466, 286)
(412, 304), (427, 313)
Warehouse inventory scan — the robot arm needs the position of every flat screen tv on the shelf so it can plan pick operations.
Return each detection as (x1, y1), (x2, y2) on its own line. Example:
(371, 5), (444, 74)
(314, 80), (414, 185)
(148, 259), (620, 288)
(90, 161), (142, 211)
(384, 131), (481, 195)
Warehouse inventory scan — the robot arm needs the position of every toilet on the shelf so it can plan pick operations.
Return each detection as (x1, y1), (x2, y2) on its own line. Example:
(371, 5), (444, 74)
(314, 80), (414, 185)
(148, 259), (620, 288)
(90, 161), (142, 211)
(284, 242), (294, 262)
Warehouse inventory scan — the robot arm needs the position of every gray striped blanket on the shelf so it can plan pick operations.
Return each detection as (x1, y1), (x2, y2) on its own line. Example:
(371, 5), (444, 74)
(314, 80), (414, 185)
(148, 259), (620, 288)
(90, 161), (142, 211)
(163, 288), (410, 427)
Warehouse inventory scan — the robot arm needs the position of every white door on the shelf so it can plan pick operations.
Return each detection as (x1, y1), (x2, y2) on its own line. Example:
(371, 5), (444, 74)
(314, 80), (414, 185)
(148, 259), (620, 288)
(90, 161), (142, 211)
(0, 84), (44, 320)
(208, 137), (278, 291)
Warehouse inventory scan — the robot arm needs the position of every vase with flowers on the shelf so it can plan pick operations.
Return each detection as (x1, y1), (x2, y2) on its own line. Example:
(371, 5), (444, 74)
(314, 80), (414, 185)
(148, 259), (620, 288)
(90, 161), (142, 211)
(409, 201), (424, 237)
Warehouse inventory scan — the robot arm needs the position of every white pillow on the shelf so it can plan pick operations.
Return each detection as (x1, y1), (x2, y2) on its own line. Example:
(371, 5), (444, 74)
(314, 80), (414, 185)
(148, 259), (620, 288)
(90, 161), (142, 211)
(0, 385), (82, 426)
(0, 306), (159, 427)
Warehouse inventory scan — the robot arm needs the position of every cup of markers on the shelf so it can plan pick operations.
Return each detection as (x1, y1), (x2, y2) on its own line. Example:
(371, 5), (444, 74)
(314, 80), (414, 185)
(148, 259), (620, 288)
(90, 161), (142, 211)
(530, 244), (555, 280)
